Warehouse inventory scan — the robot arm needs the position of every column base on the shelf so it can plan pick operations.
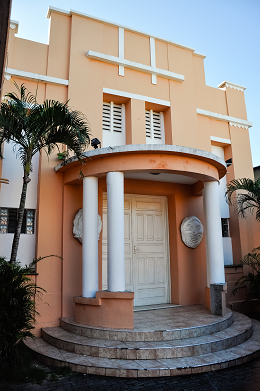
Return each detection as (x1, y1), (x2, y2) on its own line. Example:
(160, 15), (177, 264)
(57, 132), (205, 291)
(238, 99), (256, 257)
(210, 283), (227, 316)
(74, 291), (134, 329)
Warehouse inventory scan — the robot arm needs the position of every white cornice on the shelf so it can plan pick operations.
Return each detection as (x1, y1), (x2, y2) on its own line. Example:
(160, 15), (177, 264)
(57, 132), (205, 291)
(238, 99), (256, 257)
(217, 81), (246, 92)
(210, 136), (231, 145)
(4, 68), (69, 86)
(46, 7), (70, 18)
(193, 52), (206, 59)
(229, 122), (250, 129)
(87, 50), (184, 82)
(197, 108), (252, 129)
(47, 6), (197, 53)
(103, 88), (170, 106)
(10, 20), (19, 34)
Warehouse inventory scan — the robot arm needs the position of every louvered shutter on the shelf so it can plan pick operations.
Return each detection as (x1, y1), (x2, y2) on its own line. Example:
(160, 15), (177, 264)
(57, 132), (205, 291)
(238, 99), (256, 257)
(112, 104), (123, 133)
(152, 112), (162, 140)
(145, 110), (151, 138)
(145, 110), (165, 144)
(102, 102), (111, 132)
(102, 102), (126, 147)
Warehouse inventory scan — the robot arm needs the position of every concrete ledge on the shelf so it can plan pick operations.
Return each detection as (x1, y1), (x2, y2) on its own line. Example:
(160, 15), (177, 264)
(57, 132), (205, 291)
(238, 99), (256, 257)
(74, 291), (134, 329)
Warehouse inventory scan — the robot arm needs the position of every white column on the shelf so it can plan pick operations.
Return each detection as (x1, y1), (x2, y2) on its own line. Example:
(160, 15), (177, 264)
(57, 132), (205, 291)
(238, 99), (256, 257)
(82, 176), (99, 297)
(203, 181), (226, 286)
(107, 171), (125, 291)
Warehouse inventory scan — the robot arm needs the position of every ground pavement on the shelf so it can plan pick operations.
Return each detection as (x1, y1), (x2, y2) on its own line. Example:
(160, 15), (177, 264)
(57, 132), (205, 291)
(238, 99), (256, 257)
(2, 354), (260, 391)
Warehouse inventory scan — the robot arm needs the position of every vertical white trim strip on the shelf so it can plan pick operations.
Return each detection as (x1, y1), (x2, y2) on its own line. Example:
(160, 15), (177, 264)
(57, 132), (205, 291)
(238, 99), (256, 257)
(122, 104), (126, 144)
(119, 28), (124, 77)
(150, 37), (157, 85)
(111, 102), (114, 131)
(150, 109), (154, 138)
(160, 111), (165, 143)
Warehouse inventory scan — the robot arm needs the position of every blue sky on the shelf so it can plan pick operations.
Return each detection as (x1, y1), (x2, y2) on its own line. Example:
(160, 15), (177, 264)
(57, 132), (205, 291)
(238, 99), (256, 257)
(10, 0), (260, 167)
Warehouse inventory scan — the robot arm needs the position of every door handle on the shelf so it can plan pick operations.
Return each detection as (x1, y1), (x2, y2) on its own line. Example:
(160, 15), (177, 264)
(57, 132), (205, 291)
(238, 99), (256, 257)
(134, 246), (138, 254)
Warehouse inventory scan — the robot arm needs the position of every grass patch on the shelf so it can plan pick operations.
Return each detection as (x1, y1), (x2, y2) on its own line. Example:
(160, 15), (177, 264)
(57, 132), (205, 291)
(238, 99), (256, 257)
(0, 341), (72, 385)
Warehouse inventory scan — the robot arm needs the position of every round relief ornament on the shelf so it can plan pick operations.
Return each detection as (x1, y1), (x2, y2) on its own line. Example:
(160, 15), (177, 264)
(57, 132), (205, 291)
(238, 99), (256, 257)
(180, 216), (203, 249)
(73, 209), (102, 243)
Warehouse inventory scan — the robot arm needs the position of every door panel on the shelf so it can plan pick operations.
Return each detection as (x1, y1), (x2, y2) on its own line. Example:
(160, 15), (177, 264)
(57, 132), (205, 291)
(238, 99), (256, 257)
(132, 196), (168, 306)
(102, 194), (169, 306)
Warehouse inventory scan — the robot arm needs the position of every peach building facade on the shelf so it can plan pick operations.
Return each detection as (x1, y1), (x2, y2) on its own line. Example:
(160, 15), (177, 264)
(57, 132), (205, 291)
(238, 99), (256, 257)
(0, 8), (256, 334)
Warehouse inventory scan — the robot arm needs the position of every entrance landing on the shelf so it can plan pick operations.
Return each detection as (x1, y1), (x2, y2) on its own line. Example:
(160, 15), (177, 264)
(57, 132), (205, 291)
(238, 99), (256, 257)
(133, 303), (180, 312)
(24, 305), (260, 377)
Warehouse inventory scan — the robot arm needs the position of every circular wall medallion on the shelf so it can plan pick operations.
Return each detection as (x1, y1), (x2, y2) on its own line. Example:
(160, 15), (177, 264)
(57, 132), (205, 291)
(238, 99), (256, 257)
(180, 216), (203, 249)
(73, 209), (102, 243)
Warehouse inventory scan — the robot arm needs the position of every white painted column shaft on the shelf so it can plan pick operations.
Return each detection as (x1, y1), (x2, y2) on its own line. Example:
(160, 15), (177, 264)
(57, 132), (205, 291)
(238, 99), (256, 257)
(203, 181), (226, 286)
(107, 171), (125, 291)
(82, 177), (99, 297)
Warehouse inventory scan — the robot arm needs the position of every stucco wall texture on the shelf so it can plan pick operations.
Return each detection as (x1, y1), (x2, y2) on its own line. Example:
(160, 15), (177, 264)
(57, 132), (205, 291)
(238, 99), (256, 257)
(1, 8), (256, 334)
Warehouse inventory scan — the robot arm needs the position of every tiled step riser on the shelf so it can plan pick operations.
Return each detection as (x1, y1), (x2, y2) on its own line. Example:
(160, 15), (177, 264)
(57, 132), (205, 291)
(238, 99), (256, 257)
(25, 325), (260, 378)
(35, 350), (260, 377)
(41, 326), (253, 360)
(60, 314), (234, 342)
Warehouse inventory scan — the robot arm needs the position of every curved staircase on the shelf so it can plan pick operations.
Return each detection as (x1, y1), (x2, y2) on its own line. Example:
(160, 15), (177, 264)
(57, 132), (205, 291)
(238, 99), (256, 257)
(24, 305), (260, 377)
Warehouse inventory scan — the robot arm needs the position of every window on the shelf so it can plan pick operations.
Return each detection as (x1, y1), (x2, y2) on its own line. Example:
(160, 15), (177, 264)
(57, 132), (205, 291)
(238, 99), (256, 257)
(145, 110), (165, 144)
(0, 208), (35, 234)
(102, 102), (125, 147)
(221, 218), (230, 237)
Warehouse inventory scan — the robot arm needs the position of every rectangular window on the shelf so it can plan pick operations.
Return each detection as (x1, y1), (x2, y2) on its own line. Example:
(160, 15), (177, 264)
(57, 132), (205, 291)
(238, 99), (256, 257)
(145, 110), (165, 144)
(221, 218), (230, 237)
(0, 208), (35, 234)
(102, 102), (126, 147)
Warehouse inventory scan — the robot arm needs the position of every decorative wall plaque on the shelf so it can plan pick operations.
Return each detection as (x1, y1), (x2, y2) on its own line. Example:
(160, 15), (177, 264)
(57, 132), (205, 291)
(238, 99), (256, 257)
(73, 209), (102, 243)
(180, 216), (203, 249)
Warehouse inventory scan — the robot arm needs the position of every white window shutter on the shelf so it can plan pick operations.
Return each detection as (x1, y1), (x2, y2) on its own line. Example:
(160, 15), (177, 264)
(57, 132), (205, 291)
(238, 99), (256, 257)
(103, 102), (111, 132)
(102, 102), (126, 147)
(145, 110), (151, 138)
(112, 104), (123, 132)
(145, 110), (165, 144)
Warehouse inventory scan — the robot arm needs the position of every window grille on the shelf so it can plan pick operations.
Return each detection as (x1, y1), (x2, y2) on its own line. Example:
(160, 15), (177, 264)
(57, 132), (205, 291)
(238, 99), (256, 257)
(0, 208), (35, 234)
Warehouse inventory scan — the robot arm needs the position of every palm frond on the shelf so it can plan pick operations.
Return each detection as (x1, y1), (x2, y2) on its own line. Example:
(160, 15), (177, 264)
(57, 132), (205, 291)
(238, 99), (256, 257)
(232, 246), (260, 301)
(225, 178), (260, 220)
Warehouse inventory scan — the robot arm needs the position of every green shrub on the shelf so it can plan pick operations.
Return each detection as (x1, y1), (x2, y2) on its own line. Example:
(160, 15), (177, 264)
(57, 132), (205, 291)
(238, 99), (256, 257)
(232, 246), (260, 303)
(0, 257), (44, 366)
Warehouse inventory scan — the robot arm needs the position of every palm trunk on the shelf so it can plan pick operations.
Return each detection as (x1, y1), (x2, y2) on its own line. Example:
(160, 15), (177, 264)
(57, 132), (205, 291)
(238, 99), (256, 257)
(10, 172), (30, 263)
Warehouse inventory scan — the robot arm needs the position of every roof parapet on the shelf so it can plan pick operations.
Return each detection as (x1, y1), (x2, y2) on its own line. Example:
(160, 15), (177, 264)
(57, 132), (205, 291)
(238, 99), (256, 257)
(46, 6), (197, 53)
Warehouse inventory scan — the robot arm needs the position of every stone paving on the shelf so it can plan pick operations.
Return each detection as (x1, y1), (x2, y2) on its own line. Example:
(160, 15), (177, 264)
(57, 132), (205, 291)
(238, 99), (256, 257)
(2, 355), (260, 390)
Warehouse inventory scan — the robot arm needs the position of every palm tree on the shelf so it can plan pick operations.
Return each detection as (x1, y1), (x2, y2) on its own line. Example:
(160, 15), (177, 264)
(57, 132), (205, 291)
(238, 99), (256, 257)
(0, 83), (91, 263)
(226, 178), (260, 221)
(226, 178), (260, 302)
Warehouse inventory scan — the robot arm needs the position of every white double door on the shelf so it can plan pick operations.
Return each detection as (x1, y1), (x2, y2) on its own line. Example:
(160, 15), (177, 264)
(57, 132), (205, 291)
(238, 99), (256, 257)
(102, 194), (170, 306)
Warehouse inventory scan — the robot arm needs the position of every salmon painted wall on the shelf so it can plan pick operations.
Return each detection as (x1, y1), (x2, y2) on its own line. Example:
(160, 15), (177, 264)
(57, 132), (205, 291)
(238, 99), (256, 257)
(1, 8), (256, 332)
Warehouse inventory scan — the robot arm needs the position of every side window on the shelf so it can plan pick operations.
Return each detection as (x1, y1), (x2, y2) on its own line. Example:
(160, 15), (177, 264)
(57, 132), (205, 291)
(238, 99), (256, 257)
(102, 102), (126, 147)
(145, 110), (165, 144)
(221, 218), (230, 237)
(0, 208), (35, 234)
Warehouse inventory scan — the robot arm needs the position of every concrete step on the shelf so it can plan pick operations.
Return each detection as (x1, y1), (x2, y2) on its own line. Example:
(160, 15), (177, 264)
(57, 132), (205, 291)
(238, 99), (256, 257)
(42, 312), (252, 360)
(24, 319), (260, 378)
(60, 306), (234, 342)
